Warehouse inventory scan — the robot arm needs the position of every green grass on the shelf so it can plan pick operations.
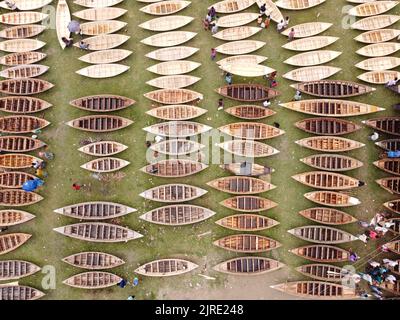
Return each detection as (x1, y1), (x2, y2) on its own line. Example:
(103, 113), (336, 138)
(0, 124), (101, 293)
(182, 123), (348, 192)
(4, 0), (400, 300)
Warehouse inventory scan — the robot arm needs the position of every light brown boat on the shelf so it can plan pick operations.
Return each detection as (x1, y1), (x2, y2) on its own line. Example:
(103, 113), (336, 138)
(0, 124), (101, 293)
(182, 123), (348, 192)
(217, 140), (279, 158)
(0, 11), (48, 25)
(296, 264), (354, 282)
(0, 64), (49, 78)
(362, 117), (400, 136)
(296, 136), (365, 152)
(225, 105), (275, 119)
(0, 24), (46, 39)
(219, 63), (275, 77)
(351, 14), (400, 30)
(283, 66), (341, 82)
(215, 40), (265, 55)
(147, 60), (200, 76)
(0, 189), (42, 206)
(146, 104), (206, 120)
(207, 176), (275, 194)
(358, 70), (400, 84)
(217, 84), (280, 102)
(216, 12), (259, 28)
(211, 0), (256, 13)
(299, 207), (357, 225)
(354, 29), (400, 43)
(356, 57), (400, 71)
(213, 26), (262, 41)
(146, 46), (199, 61)
(356, 42), (400, 57)
(0, 78), (54, 95)
(78, 141), (128, 157)
(295, 117), (361, 135)
(348, 1), (398, 17)
(73, 34), (130, 50)
(0, 154), (41, 169)
(0, 115), (49, 134)
(216, 214), (279, 232)
(0, 233), (31, 255)
(74, 0), (124, 7)
(0, 0), (52, 10)
(284, 50), (342, 67)
(214, 257), (283, 276)
(255, 0), (283, 22)
(141, 31), (196, 47)
(139, 15), (194, 32)
(63, 272), (122, 289)
(139, 1), (191, 15)
(81, 157), (130, 173)
(288, 225), (358, 244)
(292, 171), (362, 190)
(281, 22), (332, 38)
(383, 199), (400, 214)
(376, 139), (400, 151)
(0, 209), (35, 227)
(282, 36), (338, 51)
(376, 177), (400, 194)
(62, 252), (125, 270)
(220, 196), (278, 212)
(219, 122), (284, 140)
(0, 285), (44, 300)
(275, 0), (326, 10)
(140, 184), (207, 203)
(146, 75), (201, 89)
(141, 159), (207, 178)
(0, 135), (46, 152)
(135, 259), (198, 277)
(217, 54), (267, 66)
(374, 158), (400, 176)
(214, 234), (281, 253)
(73, 7), (127, 20)
(0, 51), (46, 66)
(0, 260), (40, 280)
(304, 191), (361, 207)
(0, 39), (45, 53)
(0, 171), (37, 188)
(66, 115), (133, 132)
(300, 154), (363, 172)
(144, 89), (203, 104)
(220, 162), (274, 176)
(76, 64), (129, 79)
(150, 139), (204, 156)
(143, 121), (211, 138)
(290, 244), (350, 262)
(80, 20), (126, 36)
(79, 49), (132, 64)
(56, 0), (71, 49)
(378, 282), (400, 296)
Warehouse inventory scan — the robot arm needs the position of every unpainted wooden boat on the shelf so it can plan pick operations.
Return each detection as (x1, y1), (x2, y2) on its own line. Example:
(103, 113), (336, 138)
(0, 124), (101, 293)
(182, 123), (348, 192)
(147, 60), (200, 76)
(216, 214), (278, 231)
(0, 189), (42, 206)
(0, 260), (40, 280)
(78, 141), (128, 157)
(73, 34), (130, 50)
(63, 271), (122, 289)
(0, 233), (31, 255)
(216, 12), (259, 28)
(141, 159), (207, 178)
(0, 96), (51, 114)
(0, 64), (48, 78)
(0, 39), (45, 53)
(296, 264), (354, 282)
(0, 285), (44, 300)
(150, 139), (204, 156)
(305, 191), (361, 207)
(0, 0), (52, 10)
(386, 240), (400, 254)
(73, 7), (127, 20)
(295, 118), (361, 135)
(358, 70), (400, 84)
(300, 154), (363, 172)
(299, 207), (357, 225)
(0, 51), (46, 66)
(76, 64), (130, 78)
(225, 105), (275, 120)
(139, 204), (215, 226)
(356, 42), (400, 57)
(255, 0), (283, 22)
(144, 89), (203, 104)
(376, 139), (400, 151)
(66, 115), (133, 132)
(146, 75), (201, 89)
(0, 11), (48, 25)
(139, 15), (194, 32)
(140, 1), (191, 15)
(378, 282), (400, 296)
(292, 171), (362, 190)
(288, 225), (357, 244)
(220, 196), (278, 212)
(281, 22), (332, 38)
(146, 104), (206, 120)
(219, 63), (274, 77)
(135, 259), (198, 277)
(0, 135), (45, 152)
(290, 244), (350, 262)
(355, 57), (400, 71)
(56, 0), (71, 49)
(383, 199), (400, 214)
(285, 50), (341, 67)
(354, 28), (400, 43)
(0, 24), (46, 39)
(79, 49), (132, 64)
(80, 20), (126, 36)
(211, 0), (256, 13)
(282, 36), (338, 51)
(351, 14), (400, 30)
(74, 0), (123, 7)
(81, 157), (130, 173)
(0, 115), (49, 134)
(0, 171), (37, 188)
(139, 184), (207, 203)
(0, 78), (54, 95)
(376, 177), (400, 194)
(216, 84), (280, 102)
(215, 40), (265, 55)
(348, 1), (398, 17)
(70, 94), (134, 112)
(143, 121), (211, 138)
(213, 26), (261, 41)
(218, 140), (279, 158)
(276, 0), (326, 10)
(219, 122), (284, 140)
(214, 234), (281, 253)
(0, 209), (35, 226)
(296, 136), (365, 152)
(62, 251), (125, 270)
(374, 158), (400, 176)
(207, 176), (275, 194)
(220, 162), (274, 176)
(362, 117), (400, 136)
(218, 57), (268, 70)
(141, 31), (196, 47)
(283, 66), (341, 82)
(146, 46), (199, 61)
(214, 257), (283, 276)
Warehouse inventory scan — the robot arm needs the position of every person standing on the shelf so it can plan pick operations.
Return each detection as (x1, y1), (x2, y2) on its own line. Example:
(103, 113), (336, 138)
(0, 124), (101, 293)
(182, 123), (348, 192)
(264, 15), (271, 29)
(259, 3), (266, 15)
(225, 72), (233, 85)
(217, 98), (224, 111)
(277, 19), (285, 32)
(294, 90), (302, 101)
(211, 48), (217, 60)
(284, 16), (290, 28)
(288, 28), (295, 41)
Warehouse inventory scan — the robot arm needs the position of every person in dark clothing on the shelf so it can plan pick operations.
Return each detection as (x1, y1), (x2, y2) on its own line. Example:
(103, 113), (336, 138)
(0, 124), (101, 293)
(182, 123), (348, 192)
(118, 279), (128, 288)
(61, 37), (73, 48)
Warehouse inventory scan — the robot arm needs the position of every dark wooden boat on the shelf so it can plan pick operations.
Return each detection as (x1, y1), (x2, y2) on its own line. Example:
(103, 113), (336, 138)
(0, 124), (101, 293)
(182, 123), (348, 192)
(295, 118), (361, 135)
(376, 139), (400, 151)
(0, 233), (31, 255)
(140, 204), (215, 226)
(63, 271), (122, 289)
(78, 141), (128, 157)
(140, 184), (207, 203)
(220, 162), (274, 176)
(384, 199), (400, 214)
(288, 225), (357, 244)
(0, 260), (40, 280)
(67, 115), (133, 132)
(0, 96), (52, 113)
(81, 157), (130, 173)
(386, 240), (400, 254)
(143, 121), (212, 138)
(207, 176), (276, 194)
(70, 95), (135, 112)
(271, 281), (357, 299)
(299, 207), (357, 225)
(0, 171), (36, 188)
(220, 196), (278, 212)
(62, 252), (125, 270)
(0, 52), (46, 66)
(378, 282), (400, 296)
(0, 209), (35, 226)
(296, 264), (353, 282)
(0, 78), (53, 95)
(292, 171), (362, 190)
(0, 135), (46, 152)
(363, 117), (400, 136)
(214, 257), (283, 276)
(0, 189), (42, 206)
(219, 122), (285, 140)
(225, 105), (276, 120)
(376, 177), (400, 194)
(216, 84), (280, 102)
(296, 136), (365, 152)
(0, 115), (49, 133)
(0, 285), (44, 300)
(374, 158), (400, 175)
(305, 191), (361, 207)
(141, 159), (207, 178)
(215, 214), (279, 231)
(218, 140), (280, 158)
(290, 245), (350, 262)
(300, 154), (363, 172)
(150, 139), (204, 156)
(135, 259), (198, 277)
(144, 89), (203, 104)
(292, 80), (375, 98)
(53, 222), (143, 242)
(383, 218), (400, 234)
(213, 234), (281, 253)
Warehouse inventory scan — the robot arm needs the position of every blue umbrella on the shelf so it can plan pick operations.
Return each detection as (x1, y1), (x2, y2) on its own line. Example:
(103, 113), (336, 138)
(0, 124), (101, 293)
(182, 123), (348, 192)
(22, 178), (44, 192)
(68, 20), (80, 33)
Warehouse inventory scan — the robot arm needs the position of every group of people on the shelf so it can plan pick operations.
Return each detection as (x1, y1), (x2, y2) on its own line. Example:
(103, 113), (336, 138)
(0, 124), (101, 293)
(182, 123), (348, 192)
(117, 277), (139, 300)
(358, 212), (394, 244)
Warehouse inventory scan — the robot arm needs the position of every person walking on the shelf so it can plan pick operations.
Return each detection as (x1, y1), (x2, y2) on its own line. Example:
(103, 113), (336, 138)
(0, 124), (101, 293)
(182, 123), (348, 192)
(264, 15), (271, 29)
(288, 28), (295, 41)
(211, 48), (217, 60)
(225, 72), (233, 85)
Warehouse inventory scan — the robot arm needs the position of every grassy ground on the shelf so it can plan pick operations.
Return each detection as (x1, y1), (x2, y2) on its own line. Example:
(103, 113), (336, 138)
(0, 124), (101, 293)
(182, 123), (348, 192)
(2, 0), (400, 300)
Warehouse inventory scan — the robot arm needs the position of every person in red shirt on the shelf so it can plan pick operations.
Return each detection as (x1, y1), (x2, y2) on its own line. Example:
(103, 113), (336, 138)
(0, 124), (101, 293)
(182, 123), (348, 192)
(72, 183), (81, 191)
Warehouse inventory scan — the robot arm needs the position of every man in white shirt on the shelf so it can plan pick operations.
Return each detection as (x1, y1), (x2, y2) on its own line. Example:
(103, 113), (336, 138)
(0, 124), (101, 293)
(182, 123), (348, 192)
(263, 99), (271, 108)
(386, 77), (398, 87)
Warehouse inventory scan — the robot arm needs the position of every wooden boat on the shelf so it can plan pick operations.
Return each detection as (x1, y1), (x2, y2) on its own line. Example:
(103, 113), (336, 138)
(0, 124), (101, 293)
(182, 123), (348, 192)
(0, 154), (40, 169)
(143, 121), (211, 138)
(0, 115), (49, 134)
(0, 285), (44, 300)
(281, 22), (332, 38)
(219, 63), (275, 77)
(276, 0), (326, 10)
(0, 189), (42, 206)
(215, 40), (265, 55)
(81, 157), (130, 173)
(213, 26), (261, 41)
(80, 20), (126, 36)
(62, 252), (124, 270)
(211, 0), (256, 13)
(79, 49), (132, 64)
(207, 176), (275, 194)
(358, 70), (400, 84)
(374, 158), (400, 176)
(219, 122), (284, 140)
(147, 60), (200, 76)
(146, 46), (199, 61)
(73, 34), (130, 50)
(305, 191), (361, 207)
(284, 50), (341, 67)
(356, 57), (400, 71)
(139, 204), (215, 226)
(0, 78), (54, 95)
(139, 15), (194, 32)
(282, 36), (338, 52)
(70, 95), (134, 112)
(354, 29), (400, 43)
(140, 1), (191, 15)
(0, 51), (46, 66)
(296, 264), (353, 282)
(348, 1), (398, 17)
(384, 199), (400, 214)
(378, 282), (400, 296)
(362, 117), (400, 136)
(295, 118), (360, 136)
(300, 154), (363, 172)
(141, 159), (207, 178)
(0, 24), (46, 39)
(292, 172), (362, 190)
(76, 64), (130, 78)
(225, 105), (275, 120)
(356, 42), (400, 57)
(0, 233), (31, 255)
(376, 177), (400, 194)
(144, 89), (203, 104)
(66, 115), (133, 132)
(299, 207), (357, 225)
(135, 259), (198, 277)
(389, 260), (400, 275)
(220, 196), (277, 212)
(283, 66), (341, 82)
(140, 184), (207, 203)
(146, 104), (206, 120)
(0, 96), (51, 114)
(271, 281), (357, 299)
(141, 31), (196, 47)
(74, 0), (124, 7)
(256, 0), (283, 22)
(217, 54), (267, 66)
(216, 84), (280, 102)
(146, 75), (200, 89)
(296, 136), (365, 152)
(0, 260), (40, 280)
(0, 0), (52, 10)
(63, 271), (122, 289)
(376, 139), (400, 151)
(0, 209), (35, 226)
(54, 222), (142, 242)
(56, 0), (71, 49)
(0, 39), (45, 53)
(218, 140), (279, 158)
(0, 64), (48, 79)
(288, 225), (357, 244)
(386, 240), (400, 254)
(214, 257), (283, 276)
(0, 171), (37, 188)
(220, 162), (274, 176)
(73, 7), (127, 20)
(290, 244), (350, 262)
(216, 214), (278, 231)
(0, 11), (48, 25)
(0, 136), (45, 153)
(78, 141), (127, 157)
(150, 139), (204, 156)
(383, 218), (400, 234)
(213, 234), (281, 253)
(351, 14), (400, 30)
(216, 12), (259, 28)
